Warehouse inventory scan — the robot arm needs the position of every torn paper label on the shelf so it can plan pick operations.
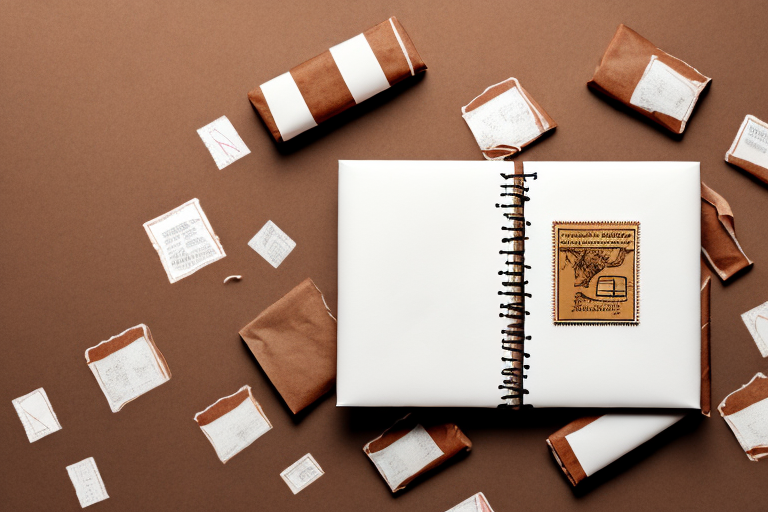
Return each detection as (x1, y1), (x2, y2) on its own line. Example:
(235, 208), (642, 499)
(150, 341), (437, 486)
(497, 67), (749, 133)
(718, 373), (768, 461)
(66, 457), (109, 508)
(12, 388), (62, 443)
(445, 492), (495, 512)
(144, 198), (226, 283)
(194, 385), (272, 463)
(740, 301), (768, 357)
(367, 424), (444, 491)
(630, 56), (701, 122)
(462, 78), (554, 160)
(727, 115), (768, 172)
(86, 324), (171, 412)
(248, 220), (296, 268)
(197, 116), (251, 170)
(280, 453), (324, 494)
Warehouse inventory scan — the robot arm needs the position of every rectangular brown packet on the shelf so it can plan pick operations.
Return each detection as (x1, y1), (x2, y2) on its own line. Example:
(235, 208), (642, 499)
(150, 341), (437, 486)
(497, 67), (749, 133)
(239, 278), (337, 415)
(248, 16), (426, 142)
(701, 182), (753, 281)
(363, 414), (472, 492)
(588, 24), (710, 134)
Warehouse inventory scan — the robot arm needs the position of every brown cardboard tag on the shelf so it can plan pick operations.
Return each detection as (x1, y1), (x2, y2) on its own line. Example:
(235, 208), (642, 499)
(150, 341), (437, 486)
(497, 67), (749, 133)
(553, 221), (639, 324)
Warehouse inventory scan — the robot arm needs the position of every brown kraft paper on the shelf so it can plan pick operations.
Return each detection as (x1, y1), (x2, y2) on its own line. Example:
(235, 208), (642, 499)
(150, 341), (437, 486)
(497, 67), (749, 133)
(701, 182), (753, 281)
(239, 278), (337, 414)
(364, 414), (472, 492)
(700, 258), (711, 417)
(248, 16), (426, 142)
(587, 24), (710, 134)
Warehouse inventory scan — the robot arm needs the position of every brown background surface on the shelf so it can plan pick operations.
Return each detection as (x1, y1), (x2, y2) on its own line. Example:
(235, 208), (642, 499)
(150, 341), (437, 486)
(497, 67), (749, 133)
(1, 1), (767, 510)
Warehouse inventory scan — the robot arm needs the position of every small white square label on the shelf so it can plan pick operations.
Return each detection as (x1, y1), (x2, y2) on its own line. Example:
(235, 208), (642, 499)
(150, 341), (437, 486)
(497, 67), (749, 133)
(248, 220), (296, 268)
(197, 116), (250, 170)
(280, 453), (324, 494)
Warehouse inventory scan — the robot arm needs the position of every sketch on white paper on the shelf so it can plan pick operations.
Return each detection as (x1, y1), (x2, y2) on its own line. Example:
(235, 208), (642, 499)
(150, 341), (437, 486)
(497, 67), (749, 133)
(727, 115), (768, 170)
(197, 116), (251, 170)
(66, 457), (109, 508)
(629, 56), (702, 122)
(12, 388), (62, 443)
(194, 385), (272, 463)
(280, 453), (324, 494)
(144, 198), (226, 283)
(366, 424), (444, 491)
(248, 220), (296, 268)
(86, 324), (171, 412)
(740, 300), (768, 357)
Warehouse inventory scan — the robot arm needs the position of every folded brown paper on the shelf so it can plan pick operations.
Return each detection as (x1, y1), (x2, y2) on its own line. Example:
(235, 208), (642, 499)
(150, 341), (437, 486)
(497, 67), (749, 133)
(725, 115), (768, 183)
(701, 259), (711, 417)
(701, 182), (753, 281)
(363, 414), (472, 492)
(248, 17), (426, 142)
(240, 278), (337, 414)
(718, 373), (768, 461)
(588, 24), (710, 134)
(462, 77), (556, 160)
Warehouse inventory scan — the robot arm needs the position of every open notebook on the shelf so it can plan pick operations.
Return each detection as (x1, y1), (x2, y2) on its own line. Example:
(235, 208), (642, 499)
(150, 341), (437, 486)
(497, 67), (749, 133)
(337, 161), (701, 408)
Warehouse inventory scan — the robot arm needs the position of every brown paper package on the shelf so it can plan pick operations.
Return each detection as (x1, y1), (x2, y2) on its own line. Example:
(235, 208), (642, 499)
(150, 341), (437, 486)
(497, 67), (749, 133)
(86, 324), (171, 373)
(587, 24), (710, 134)
(248, 17), (426, 142)
(701, 182), (753, 281)
(718, 374), (768, 461)
(239, 278), (337, 415)
(364, 414), (472, 492)
(546, 264), (712, 485)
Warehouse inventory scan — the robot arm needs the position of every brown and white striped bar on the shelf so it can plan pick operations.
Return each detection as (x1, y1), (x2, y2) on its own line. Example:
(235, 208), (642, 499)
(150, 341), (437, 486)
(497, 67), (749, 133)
(248, 17), (426, 142)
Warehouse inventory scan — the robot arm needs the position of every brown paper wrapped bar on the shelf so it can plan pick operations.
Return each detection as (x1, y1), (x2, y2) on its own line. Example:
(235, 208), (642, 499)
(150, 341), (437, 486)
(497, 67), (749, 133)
(239, 278), (337, 414)
(248, 17), (426, 142)
(461, 77), (557, 160)
(588, 24), (710, 134)
(701, 182), (753, 281)
(546, 416), (600, 486)
(718, 373), (768, 461)
(701, 259), (711, 417)
(363, 414), (472, 492)
(725, 115), (768, 183)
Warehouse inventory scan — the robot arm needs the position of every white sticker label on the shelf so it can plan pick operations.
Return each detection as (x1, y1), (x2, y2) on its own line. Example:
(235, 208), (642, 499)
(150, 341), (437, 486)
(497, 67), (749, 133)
(248, 220), (296, 268)
(729, 116), (768, 170)
(196, 388), (273, 464)
(367, 424), (444, 491)
(629, 56), (699, 122)
(740, 300), (768, 357)
(462, 85), (542, 156)
(281, 453), (324, 494)
(87, 335), (171, 412)
(197, 116), (251, 170)
(12, 388), (62, 443)
(66, 457), (109, 508)
(144, 198), (226, 283)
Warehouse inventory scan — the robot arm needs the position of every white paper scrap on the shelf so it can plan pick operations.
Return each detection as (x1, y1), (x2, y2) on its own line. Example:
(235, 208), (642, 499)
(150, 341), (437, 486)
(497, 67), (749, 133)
(727, 115), (768, 170)
(248, 220), (296, 268)
(66, 457), (109, 508)
(194, 385), (272, 464)
(144, 198), (226, 283)
(12, 388), (62, 443)
(718, 373), (768, 461)
(86, 325), (171, 412)
(197, 116), (251, 170)
(367, 424), (444, 491)
(740, 301), (768, 357)
(630, 56), (701, 122)
(281, 453), (324, 494)
(445, 492), (495, 512)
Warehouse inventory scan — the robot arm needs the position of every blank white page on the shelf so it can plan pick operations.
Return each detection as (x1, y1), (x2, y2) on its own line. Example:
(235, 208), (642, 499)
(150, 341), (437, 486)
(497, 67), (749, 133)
(523, 162), (701, 408)
(337, 160), (512, 406)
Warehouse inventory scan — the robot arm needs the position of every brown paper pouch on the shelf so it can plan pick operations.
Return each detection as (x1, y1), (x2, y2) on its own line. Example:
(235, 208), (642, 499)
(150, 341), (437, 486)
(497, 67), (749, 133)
(701, 182), (753, 281)
(363, 414), (472, 492)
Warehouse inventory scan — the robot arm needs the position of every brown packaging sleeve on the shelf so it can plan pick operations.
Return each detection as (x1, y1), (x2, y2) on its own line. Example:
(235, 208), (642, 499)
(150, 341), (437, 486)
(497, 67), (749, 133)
(462, 78), (557, 160)
(248, 17), (426, 142)
(717, 373), (768, 461)
(364, 414), (472, 492)
(701, 182), (753, 281)
(587, 24), (710, 134)
(700, 259), (711, 417)
(239, 278), (337, 415)
(545, 417), (601, 486)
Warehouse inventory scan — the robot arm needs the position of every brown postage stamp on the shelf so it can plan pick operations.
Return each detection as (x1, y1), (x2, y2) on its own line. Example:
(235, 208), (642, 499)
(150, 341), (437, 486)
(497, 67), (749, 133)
(553, 222), (639, 324)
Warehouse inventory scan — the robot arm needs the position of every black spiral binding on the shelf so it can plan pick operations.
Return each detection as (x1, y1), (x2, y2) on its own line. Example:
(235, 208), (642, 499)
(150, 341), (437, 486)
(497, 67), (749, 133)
(496, 171), (536, 409)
